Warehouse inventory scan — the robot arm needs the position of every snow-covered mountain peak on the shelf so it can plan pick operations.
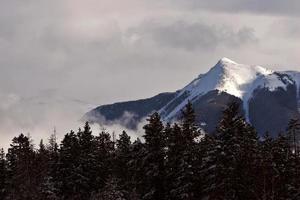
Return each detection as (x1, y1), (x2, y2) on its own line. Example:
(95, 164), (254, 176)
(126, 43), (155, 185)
(214, 57), (272, 75)
(87, 58), (300, 136)
(160, 58), (294, 121)
(184, 58), (273, 98)
(218, 57), (238, 65)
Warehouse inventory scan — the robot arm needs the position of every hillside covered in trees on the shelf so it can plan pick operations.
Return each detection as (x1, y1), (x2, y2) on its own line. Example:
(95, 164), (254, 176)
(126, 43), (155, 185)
(1, 102), (300, 200)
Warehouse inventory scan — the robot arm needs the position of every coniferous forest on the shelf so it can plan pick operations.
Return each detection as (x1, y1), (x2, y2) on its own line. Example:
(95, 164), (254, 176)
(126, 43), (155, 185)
(1, 102), (300, 200)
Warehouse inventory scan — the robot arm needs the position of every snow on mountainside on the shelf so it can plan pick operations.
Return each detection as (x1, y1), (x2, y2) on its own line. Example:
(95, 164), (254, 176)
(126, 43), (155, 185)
(160, 57), (296, 121)
(86, 57), (300, 136)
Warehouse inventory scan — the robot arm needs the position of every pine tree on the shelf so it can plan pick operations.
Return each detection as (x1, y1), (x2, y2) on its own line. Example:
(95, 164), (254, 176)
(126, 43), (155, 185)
(271, 134), (291, 199)
(166, 102), (200, 200)
(142, 112), (166, 200)
(90, 177), (126, 200)
(127, 138), (146, 199)
(181, 101), (199, 143)
(198, 134), (217, 199)
(0, 148), (7, 199)
(57, 130), (80, 199)
(165, 123), (182, 200)
(287, 118), (300, 155)
(39, 133), (60, 200)
(6, 133), (37, 200)
(93, 130), (115, 193)
(257, 133), (276, 199)
(76, 122), (98, 199)
(114, 131), (131, 197)
(39, 176), (60, 200)
(285, 150), (300, 199)
(35, 139), (51, 200)
(213, 102), (259, 200)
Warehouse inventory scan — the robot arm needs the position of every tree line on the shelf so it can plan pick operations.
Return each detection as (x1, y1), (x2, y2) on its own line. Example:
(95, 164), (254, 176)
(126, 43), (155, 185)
(0, 102), (300, 200)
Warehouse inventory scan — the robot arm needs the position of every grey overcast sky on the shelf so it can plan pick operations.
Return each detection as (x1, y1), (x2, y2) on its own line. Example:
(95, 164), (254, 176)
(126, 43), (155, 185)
(0, 0), (299, 147)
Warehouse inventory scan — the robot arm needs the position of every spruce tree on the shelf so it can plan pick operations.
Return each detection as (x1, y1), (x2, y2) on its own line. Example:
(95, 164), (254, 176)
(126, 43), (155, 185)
(287, 118), (300, 155)
(257, 133), (276, 199)
(213, 102), (259, 200)
(166, 102), (200, 200)
(127, 138), (146, 199)
(165, 123), (182, 200)
(142, 112), (166, 200)
(76, 122), (98, 199)
(6, 134), (37, 200)
(93, 130), (115, 193)
(198, 134), (217, 199)
(271, 134), (299, 199)
(35, 139), (51, 199)
(90, 177), (126, 200)
(39, 133), (60, 200)
(57, 130), (80, 199)
(0, 148), (7, 199)
(114, 131), (131, 196)
(181, 101), (199, 143)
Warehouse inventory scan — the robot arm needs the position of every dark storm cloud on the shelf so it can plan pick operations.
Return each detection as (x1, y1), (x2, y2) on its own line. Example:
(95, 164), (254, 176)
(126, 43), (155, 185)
(169, 0), (300, 16)
(129, 21), (257, 51)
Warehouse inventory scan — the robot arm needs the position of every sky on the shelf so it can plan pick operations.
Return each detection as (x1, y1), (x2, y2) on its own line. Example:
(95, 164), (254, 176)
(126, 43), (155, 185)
(0, 0), (299, 148)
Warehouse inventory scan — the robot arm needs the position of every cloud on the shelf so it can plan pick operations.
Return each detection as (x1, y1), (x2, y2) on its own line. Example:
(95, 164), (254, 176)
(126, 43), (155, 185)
(85, 111), (147, 142)
(129, 20), (257, 51)
(268, 19), (300, 39)
(0, 0), (300, 149)
(167, 0), (300, 17)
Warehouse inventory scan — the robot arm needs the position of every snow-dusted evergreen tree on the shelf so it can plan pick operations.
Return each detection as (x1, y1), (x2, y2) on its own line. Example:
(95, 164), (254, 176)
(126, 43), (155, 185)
(114, 131), (131, 197)
(56, 123), (115, 199)
(93, 130), (115, 192)
(142, 112), (166, 200)
(76, 122), (98, 199)
(0, 148), (7, 199)
(165, 123), (182, 200)
(90, 177), (126, 200)
(5, 134), (36, 200)
(238, 122), (260, 199)
(271, 134), (298, 199)
(257, 133), (276, 199)
(57, 130), (80, 199)
(198, 134), (217, 199)
(35, 139), (51, 199)
(213, 102), (259, 200)
(166, 102), (200, 200)
(39, 176), (60, 200)
(287, 118), (300, 155)
(35, 133), (60, 200)
(46, 132), (60, 197)
(285, 150), (300, 199)
(181, 101), (199, 143)
(127, 138), (145, 199)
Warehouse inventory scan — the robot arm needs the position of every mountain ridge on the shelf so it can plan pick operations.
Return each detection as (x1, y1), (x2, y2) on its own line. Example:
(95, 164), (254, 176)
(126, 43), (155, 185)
(84, 58), (300, 136)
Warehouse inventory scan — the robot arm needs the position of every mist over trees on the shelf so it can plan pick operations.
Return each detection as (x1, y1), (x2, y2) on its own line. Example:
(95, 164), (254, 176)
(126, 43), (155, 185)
(0, 102), (300, 200)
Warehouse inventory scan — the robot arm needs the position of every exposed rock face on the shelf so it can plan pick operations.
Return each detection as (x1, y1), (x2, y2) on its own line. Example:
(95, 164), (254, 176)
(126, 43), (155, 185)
(249, 84), (300, 136)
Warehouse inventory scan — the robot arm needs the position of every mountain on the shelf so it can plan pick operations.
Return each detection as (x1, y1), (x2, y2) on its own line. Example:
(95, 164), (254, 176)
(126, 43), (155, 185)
(84, 58), (300, 136)
(83, 92), (177, 129)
